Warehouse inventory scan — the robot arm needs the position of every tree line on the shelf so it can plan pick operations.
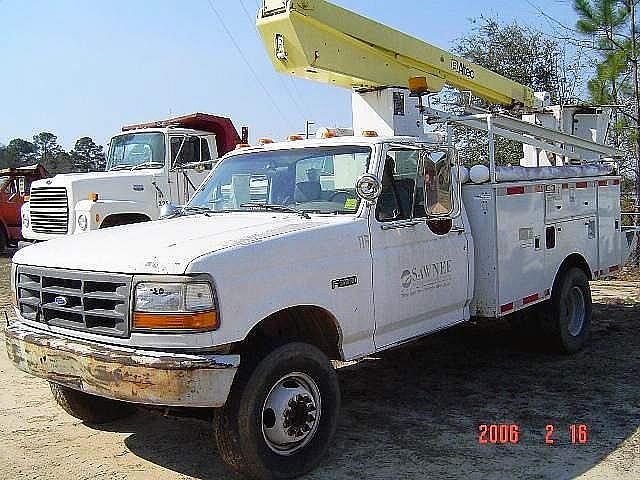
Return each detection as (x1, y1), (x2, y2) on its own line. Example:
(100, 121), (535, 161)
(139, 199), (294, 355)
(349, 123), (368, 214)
(0, 132), (106, 174)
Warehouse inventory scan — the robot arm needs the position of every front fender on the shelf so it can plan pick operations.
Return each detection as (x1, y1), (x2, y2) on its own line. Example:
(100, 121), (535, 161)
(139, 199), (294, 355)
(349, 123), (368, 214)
(74, 199), (157, 231)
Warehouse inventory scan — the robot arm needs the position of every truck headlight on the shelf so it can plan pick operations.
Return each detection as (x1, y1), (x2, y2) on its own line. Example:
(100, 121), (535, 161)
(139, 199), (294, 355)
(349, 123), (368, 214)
(21, 211), (29, 229)
(132, 281), (218, 331)
(77, 214), (88, 231)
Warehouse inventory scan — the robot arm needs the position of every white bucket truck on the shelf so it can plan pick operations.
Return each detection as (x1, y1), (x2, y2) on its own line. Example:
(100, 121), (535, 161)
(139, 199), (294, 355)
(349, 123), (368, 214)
(21, 113), (241, 240)
(5, 1), (637, 479)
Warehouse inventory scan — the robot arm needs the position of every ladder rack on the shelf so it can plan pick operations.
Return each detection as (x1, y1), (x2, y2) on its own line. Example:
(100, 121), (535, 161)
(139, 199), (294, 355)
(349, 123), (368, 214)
(422, 105), (622, 183)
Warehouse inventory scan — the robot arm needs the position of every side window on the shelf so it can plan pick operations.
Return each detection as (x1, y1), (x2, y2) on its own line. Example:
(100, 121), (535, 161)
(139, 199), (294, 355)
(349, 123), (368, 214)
(376, 149), (420, 221)
(3, 179), (17, 195)
(200, 138), (213, 170)
(18, 177), (26, 196)
(171, 136), (201, 167)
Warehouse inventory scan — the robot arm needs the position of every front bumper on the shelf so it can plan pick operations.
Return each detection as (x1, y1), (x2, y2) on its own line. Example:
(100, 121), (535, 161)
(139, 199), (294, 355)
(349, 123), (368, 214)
(4, 321), (240, 408)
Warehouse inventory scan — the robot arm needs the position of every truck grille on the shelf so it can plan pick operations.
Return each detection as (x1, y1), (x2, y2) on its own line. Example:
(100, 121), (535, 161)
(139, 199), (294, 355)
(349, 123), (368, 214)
(29, 187), (69, 234)
(16, 266), (132, 338)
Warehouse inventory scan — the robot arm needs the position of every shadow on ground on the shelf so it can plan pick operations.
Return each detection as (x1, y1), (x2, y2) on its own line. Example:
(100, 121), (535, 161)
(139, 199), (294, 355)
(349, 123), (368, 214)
(93, 301), (640, 479)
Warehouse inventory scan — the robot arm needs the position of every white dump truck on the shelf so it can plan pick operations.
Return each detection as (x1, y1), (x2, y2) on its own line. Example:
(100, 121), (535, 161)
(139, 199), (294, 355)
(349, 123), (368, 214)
(21, 113), (241, 240)
(5, 1), (637, 479)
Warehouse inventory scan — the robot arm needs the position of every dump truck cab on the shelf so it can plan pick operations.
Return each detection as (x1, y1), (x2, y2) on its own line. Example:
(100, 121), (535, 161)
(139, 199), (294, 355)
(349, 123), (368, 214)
(21, 113), (240, 240)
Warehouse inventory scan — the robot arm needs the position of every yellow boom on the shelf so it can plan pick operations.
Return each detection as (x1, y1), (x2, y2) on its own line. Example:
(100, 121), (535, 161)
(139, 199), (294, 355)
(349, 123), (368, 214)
(257, 0), (535, 108)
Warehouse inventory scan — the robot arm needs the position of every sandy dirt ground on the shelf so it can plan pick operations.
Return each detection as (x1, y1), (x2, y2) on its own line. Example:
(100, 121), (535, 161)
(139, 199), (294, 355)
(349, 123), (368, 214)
(0, 252), (639, 480)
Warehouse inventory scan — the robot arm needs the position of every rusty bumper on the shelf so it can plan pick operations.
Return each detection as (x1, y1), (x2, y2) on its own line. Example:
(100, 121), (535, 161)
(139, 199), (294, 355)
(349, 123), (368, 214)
(4, 321), (240, 408)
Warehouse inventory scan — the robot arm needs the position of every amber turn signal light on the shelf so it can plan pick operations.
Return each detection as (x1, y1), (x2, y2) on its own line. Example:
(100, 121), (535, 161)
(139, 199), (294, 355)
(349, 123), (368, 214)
(408, 76), (430, 95)
(133, 310), (219, 330)
(88, 192), (99, 202)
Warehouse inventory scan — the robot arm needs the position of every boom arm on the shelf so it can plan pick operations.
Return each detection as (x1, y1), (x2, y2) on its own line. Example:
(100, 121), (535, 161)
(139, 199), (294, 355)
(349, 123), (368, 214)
(257, 0), (535, 108)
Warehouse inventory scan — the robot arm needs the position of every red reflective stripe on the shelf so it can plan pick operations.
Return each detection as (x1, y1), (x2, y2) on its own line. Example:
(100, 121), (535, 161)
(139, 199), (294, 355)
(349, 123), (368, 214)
(598, 180), (608, 187)
(576, 182), (588, 189)
(506, 186), (526, 195)
(500, 302), (514, 313)
(523, 293), (539, 305)
(562, 183), (569, 189)
(613, 179), (620, 186)
(535, 185), (544, 193)
(609, 265), (620, 273)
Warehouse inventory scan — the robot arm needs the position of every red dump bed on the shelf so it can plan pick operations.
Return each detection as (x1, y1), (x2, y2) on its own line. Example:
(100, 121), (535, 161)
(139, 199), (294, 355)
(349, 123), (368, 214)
(122, 113), (241, 156)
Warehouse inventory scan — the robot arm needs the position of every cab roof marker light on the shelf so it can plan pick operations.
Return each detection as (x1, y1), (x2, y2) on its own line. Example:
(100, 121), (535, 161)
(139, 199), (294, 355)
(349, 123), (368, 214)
(258, 138), (274, 145)
(361, 130), (379, 137)
(287, 135), (305, 141)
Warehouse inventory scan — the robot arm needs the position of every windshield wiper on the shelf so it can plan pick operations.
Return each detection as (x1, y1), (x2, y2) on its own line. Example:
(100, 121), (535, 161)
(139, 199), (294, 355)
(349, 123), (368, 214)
(109, 164), (135, 171)
(131, 161), (164, 171)
(241, 203), (311, 220)
(180, 205), (216, 216)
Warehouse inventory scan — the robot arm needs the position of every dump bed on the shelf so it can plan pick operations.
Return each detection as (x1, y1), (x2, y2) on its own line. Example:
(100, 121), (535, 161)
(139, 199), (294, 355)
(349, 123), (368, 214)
(463, 174), (622, 318)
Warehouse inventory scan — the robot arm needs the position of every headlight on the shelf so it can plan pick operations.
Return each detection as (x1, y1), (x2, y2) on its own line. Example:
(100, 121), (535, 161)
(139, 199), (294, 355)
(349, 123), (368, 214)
(133, 281), (218, 331)
(21, 211), (30, 229)
(77, 214), (88, 231)
(10, 263), (17, 307)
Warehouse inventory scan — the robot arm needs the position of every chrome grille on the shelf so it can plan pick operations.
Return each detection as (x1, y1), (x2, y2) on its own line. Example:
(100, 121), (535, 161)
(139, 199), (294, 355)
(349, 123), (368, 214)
(29, 187), (69, 234)
(16, 266), (132, 337)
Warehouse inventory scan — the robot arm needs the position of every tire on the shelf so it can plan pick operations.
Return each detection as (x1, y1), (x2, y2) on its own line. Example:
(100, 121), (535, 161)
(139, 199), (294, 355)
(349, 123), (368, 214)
(213, 343), (340, 480)
(49, 383), (137, 424)
(542, 267), (592, 354)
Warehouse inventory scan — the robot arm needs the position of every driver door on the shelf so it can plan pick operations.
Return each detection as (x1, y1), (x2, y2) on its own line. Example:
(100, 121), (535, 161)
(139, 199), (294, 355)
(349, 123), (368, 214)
(169, 135), (214, 204)
(370, 145), (470, 350)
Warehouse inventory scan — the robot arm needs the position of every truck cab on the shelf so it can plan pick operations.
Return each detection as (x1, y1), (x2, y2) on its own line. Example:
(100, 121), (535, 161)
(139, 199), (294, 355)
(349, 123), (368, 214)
(21, 113), (240, 240)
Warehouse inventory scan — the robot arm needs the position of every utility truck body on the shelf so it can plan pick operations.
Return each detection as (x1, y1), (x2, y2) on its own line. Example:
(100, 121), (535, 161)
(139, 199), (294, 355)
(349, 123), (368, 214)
(21, 113), (240, 240)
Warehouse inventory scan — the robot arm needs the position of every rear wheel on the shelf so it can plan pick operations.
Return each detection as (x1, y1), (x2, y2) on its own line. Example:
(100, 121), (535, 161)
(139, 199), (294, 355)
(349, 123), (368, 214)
(542, 267), (592, 353)
(214, 343), (340, 479)
(49, 383), (136, 424)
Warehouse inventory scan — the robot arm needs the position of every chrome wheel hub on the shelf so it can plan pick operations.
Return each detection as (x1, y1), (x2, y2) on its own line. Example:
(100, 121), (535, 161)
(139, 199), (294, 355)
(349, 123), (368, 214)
(261, 372), (321, 456)
(566, 285), (586, 337)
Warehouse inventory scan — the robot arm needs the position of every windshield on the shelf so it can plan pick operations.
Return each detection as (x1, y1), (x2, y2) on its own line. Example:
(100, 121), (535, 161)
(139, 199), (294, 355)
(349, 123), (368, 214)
(189, 145), (372, 215)
(106, 133), (166, 170)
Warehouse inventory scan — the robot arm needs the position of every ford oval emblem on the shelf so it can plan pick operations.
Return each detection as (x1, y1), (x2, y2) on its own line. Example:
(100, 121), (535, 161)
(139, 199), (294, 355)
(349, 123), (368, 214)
(54, 296), (68, 306)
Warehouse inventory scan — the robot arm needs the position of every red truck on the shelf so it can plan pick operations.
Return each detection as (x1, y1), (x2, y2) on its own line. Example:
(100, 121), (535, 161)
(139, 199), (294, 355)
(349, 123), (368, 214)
(0, 165), (48, 251)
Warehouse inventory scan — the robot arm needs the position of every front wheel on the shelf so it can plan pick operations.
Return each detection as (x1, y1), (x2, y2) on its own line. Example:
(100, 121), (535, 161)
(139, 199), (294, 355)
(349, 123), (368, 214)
(213, 343), (340, 479)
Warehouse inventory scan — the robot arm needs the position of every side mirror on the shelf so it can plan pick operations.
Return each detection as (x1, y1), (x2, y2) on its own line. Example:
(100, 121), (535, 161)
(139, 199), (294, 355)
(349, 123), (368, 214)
(159, 203), (179, 218)
(355, 173), (382, 202)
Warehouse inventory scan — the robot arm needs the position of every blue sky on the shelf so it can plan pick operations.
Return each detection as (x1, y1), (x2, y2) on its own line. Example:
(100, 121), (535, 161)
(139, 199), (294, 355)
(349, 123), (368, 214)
(0, 0), (577, 150)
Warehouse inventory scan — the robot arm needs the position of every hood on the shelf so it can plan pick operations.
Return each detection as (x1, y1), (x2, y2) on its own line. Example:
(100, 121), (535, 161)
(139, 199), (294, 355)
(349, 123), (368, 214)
(13, 212), (337, 274)
(31, 170), (161, 203)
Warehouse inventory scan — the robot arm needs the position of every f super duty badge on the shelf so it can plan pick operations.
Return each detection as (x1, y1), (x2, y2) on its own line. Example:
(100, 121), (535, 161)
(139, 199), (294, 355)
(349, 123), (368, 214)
(331, 276), (358, 290)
